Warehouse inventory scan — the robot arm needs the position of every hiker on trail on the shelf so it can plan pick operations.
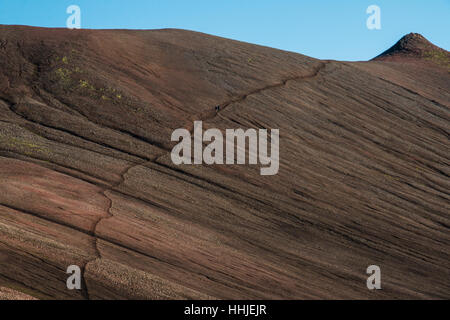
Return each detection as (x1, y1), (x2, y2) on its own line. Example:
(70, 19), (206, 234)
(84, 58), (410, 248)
(215, 105), (220, 112)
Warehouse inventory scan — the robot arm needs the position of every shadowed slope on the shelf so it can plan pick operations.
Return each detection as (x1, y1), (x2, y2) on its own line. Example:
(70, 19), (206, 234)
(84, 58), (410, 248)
(0, 26), (449, 299)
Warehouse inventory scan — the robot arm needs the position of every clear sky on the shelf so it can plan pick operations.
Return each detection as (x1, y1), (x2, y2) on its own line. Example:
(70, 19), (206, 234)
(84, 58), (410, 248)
(0, 0), (448, 61)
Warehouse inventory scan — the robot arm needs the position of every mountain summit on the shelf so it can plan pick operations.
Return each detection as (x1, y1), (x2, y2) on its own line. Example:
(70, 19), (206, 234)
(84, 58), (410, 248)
(375, 33), (450, 66)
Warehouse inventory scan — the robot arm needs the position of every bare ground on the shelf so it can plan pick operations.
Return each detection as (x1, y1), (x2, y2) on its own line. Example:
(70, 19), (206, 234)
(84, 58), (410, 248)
(0, 26), (449, 299)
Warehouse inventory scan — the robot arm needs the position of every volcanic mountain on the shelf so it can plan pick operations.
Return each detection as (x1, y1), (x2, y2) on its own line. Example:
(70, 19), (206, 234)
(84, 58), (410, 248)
(375, 32), (450, 65)
(0, 25), (449, 300)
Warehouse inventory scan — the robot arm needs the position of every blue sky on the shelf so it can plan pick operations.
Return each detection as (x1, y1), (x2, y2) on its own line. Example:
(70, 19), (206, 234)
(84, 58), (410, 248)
(0, 0), (448, 61)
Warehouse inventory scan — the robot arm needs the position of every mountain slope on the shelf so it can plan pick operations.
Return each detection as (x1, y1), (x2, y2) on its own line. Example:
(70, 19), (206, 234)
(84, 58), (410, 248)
(0, 25), (449, 299)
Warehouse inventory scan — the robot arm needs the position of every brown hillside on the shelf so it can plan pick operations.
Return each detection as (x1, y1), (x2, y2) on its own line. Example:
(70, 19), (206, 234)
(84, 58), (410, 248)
(0, 25), (449, 299)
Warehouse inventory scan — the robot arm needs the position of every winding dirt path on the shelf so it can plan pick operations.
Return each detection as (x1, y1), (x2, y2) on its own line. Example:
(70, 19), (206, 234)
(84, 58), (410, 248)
(1, 62), (328, 299)
(81, 61), (329, 299)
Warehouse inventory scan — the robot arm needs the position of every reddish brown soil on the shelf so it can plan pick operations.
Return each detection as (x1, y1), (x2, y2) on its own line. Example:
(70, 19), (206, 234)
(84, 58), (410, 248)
(0, 26), (449, 299)
(0, 287), (37, 300)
